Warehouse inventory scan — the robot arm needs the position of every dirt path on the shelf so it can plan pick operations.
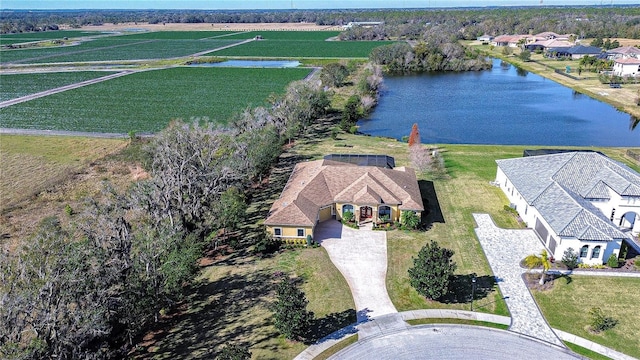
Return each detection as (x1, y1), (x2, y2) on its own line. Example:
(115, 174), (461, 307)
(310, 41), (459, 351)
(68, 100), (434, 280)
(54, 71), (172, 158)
(0, 70), (135, 109)
(191, 38), (254, 56)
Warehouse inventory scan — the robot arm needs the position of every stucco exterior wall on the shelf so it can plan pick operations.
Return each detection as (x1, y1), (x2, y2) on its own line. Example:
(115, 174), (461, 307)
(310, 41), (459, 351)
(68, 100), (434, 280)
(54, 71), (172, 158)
(267, 225), (313, 239)
(613, 62), (640, 76)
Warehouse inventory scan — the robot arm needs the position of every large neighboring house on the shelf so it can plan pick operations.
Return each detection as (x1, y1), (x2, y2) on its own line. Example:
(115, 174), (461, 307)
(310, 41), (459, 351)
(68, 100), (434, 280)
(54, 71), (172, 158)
(264, 156), (424, 240)
(495, 151), (640, 265)
(525, 39), (574, 53)
(605, 46), (640, 60)
(613, 57), (640, 77)
(492, 35), (528, 47)
(565, 45), (602, 59)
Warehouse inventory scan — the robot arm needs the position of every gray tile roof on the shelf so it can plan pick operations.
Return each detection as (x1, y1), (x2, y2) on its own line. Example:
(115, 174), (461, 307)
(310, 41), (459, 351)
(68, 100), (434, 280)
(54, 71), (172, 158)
(497, 152), (639, 242)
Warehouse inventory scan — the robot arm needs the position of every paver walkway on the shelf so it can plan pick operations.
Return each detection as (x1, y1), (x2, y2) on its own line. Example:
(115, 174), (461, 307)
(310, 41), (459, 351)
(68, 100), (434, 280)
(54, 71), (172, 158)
(472, 213), (564, 346)
(315, 220), (396, 322)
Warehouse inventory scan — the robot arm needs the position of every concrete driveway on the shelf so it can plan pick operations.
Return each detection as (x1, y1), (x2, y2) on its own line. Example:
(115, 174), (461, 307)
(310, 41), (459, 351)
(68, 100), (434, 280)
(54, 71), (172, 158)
(315, 220), (397, 322)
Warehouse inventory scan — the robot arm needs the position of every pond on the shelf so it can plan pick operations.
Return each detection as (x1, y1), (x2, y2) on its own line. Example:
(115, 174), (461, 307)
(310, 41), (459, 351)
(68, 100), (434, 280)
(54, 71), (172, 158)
(359, 59), (639, 147)
(190, 60), (301, 68)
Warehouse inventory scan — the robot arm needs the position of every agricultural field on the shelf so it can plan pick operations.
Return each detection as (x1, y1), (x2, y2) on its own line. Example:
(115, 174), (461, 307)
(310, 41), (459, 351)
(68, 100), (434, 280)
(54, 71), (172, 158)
(0, 71), (115, 101)
(214, 38), (394, 58)
(220, 30), (341, 40)
(0, 30), (103, 45)
(0, 67), (312, 133)
(0, 37), (241, 64)
(115, 30), (240, 40)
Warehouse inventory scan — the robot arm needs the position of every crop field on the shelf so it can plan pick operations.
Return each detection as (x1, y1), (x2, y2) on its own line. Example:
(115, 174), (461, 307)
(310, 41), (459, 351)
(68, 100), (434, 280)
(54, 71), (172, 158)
(0, 67), (311, 133)
(214, 39), (394, 58)
(0, 71), (115, 102)
(0, 30), (103, 44)
(116, 30), (239, 40)
(220, 30), (341, 40)
(1, 37), (241, 64)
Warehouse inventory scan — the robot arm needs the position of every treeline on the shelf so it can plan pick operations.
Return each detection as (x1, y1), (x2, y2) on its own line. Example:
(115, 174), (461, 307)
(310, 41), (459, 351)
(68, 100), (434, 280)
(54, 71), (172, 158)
(0, 79), (331, 359)
(3, 6), (640, 38)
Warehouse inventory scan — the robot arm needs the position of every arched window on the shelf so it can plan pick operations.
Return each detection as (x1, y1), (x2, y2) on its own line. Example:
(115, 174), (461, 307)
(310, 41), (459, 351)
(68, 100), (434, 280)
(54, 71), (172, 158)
(591, 246), (601, 259)
(580, 245), (589, 258)
(342, 204), (354, 215)
(378, 205), (391, 220)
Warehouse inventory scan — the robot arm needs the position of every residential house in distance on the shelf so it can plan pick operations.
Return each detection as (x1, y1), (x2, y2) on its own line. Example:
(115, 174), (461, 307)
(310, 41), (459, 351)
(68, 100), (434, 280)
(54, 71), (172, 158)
(565, 45), (602, 59)
(264, 155), (424, 240)
(495, 151), (640, 265)
(525, 38), (574, 53)
(607, 46), (640, 77)
(477, 34), (494, 44)
(492, 34), (528, 47)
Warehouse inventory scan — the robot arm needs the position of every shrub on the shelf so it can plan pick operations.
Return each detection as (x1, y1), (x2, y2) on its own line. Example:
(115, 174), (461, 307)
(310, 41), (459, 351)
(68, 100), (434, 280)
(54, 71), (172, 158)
(401, 211), (420, 230)
(306, 234), (313, 247)
(342, 211), (354, 223)
(331, 127), (340, 140)
(64, 204), (73, 216)
(349, 125), (358, 134)
(589, 307), (618, 333)
(254, 233), (280, 256)
(607, 254), (620, 268)
(218, 343), (251, 360)
(562, 247), (579, 270)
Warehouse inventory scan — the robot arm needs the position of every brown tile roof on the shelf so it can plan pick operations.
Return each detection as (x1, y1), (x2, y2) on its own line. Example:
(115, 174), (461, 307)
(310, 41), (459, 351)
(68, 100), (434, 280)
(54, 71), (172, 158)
(609, 46), (640, 56)
(615, 57), (640, 65)
(264, 159), (424, 227)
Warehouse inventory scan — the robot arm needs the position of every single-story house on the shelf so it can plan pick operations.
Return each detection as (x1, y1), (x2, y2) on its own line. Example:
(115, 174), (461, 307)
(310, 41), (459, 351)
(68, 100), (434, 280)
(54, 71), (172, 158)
(264, 157), (424, 239)
(613, 57), (640, 77)
(495, 151), (640, 265)
(566, 45), (602, 59)
(477, 34), (494, 43)
(605, 46), (640, 60)
(525, 39), (574, 52)
(492, 35), (528, 47)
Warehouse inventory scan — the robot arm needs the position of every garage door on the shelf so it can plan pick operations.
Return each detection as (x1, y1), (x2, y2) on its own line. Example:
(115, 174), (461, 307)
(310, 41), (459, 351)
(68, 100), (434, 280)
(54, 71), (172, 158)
(319, 206), (332, 222)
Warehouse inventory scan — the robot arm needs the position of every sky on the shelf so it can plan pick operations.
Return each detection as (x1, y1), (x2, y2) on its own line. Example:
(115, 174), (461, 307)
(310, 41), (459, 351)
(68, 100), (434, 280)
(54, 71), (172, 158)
(2, 0), (640, 10)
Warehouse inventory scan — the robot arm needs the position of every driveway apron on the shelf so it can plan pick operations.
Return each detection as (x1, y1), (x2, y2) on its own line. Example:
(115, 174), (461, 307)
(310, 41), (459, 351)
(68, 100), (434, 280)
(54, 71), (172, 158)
(315, 220), (397, 322)
(473, 213), (564, 346)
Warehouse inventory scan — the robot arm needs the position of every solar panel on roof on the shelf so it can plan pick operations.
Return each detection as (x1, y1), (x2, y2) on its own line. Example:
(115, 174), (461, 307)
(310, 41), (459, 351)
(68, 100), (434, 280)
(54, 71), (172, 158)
(323, 154), (395, 168)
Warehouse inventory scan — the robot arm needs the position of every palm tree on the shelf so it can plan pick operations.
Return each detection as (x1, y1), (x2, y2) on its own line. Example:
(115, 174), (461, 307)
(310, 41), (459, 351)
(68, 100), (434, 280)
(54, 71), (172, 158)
(524, 250), (552, 285)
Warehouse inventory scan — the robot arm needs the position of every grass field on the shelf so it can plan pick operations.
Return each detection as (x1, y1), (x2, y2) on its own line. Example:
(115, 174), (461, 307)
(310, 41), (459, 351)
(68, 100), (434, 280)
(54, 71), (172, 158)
(0, 71), (115, 101)
(213, 39), (394, 58)
(0, 135), (127, 211)
(532, 276), (640, 359)
(0, 67), (311, 133)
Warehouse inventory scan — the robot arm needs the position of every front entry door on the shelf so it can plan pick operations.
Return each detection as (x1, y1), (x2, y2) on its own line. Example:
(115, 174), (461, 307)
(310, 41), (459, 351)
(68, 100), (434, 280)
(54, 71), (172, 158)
(361, 206), (372, 219)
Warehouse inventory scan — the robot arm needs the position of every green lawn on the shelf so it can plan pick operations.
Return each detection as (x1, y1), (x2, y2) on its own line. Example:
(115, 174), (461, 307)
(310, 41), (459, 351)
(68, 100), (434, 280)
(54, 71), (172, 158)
(0, 71), (115, 101)
(0, 67), (311, 133)
(532, 276), (640, 359)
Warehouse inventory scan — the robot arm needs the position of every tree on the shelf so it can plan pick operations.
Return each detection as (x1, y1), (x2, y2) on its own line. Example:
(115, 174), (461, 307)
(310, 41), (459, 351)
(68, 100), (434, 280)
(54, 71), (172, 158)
(408, 123), (420, 147)
(561, 247), (579, 269)
(271, 277), (313, 340)
(518, 49), (531, 62)
(589, 307), (618, 332)
(408, 241), (457, 300)
(524, 249), (551, 285)
(320, 62), (349, 87)
(501, 46), (513, 56)
(340, 95), (361, 131)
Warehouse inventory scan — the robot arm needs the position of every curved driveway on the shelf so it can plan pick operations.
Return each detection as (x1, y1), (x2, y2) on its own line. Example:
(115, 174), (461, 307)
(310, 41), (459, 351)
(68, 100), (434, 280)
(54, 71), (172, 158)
(315, 220), (396, 322)
(329, 325), (580, 360)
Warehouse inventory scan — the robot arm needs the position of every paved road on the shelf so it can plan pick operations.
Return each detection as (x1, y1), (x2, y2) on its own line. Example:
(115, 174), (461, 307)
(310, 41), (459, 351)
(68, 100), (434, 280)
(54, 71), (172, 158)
(473, 213), (564, 346)
(315, 220), (396, 322)
(329, 325), (580, 360)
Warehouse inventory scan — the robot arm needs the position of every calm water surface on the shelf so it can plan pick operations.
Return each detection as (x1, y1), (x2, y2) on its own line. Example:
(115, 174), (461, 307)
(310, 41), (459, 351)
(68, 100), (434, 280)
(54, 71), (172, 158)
(359, 59), (639, 146)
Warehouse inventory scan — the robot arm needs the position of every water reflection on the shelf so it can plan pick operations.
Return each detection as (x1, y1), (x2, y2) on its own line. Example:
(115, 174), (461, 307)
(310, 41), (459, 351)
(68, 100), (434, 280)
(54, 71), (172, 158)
(359, 58), (639, 146)
(516, 67), (528, 77)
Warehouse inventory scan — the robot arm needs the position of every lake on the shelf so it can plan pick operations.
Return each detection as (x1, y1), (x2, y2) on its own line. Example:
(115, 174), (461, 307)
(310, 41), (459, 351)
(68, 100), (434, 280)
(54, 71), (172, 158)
(359, 59), (639, 147)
